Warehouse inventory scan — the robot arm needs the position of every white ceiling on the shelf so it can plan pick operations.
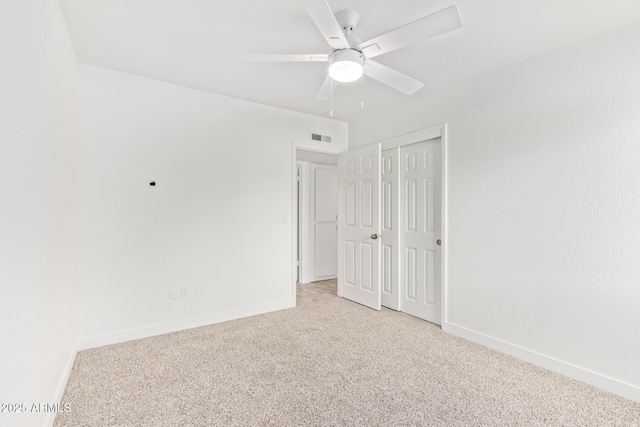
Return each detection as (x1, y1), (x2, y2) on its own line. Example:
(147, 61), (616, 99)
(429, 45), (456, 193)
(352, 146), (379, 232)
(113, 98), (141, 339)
(59, 0), (640, 122)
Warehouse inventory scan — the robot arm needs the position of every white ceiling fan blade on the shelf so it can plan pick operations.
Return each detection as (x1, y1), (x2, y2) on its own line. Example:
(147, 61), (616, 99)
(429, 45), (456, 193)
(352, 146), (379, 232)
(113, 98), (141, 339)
(242, 54), (329, 63)
(364, 60), (424, 95)
(303, 0), (350, 50)
(313, 75), (337, 101)
(358, 5), (462, 59)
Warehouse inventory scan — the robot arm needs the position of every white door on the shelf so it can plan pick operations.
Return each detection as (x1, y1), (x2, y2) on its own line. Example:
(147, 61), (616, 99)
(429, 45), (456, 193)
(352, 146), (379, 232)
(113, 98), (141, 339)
(338, 143), (381, 310)
(381, 148), (400, 310)
(400, 138), (442, 323)
(314, 166), (338, 277)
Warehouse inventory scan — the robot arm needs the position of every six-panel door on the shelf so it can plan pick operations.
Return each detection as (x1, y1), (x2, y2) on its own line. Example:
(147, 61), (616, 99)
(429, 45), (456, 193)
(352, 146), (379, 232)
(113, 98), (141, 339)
(337, 138), (442, 322)
(337, 144), (381, 310)
(400, 139), (441, 324)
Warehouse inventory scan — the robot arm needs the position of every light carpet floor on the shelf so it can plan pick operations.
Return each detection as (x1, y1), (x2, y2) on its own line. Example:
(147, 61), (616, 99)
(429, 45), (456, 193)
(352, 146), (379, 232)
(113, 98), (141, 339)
(55, 280), (640, 426)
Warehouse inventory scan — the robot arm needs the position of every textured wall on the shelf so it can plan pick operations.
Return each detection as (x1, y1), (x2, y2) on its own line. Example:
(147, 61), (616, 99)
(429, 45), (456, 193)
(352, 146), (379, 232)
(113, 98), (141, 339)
(349, 24), (640, 399)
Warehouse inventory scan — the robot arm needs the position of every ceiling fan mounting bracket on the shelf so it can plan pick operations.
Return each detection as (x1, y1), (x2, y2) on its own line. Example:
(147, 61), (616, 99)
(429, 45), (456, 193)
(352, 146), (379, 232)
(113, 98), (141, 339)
(337, 9), (360, 32)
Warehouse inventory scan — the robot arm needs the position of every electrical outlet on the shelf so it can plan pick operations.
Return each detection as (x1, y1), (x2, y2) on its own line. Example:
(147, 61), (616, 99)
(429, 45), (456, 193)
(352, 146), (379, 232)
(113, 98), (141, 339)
(181, 287), (189, 298)
(168, 289), (180, 300)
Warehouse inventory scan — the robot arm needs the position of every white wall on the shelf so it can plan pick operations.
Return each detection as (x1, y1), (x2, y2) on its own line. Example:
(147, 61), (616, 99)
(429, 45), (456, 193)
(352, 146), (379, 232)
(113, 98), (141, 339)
(349, 24), (640, 400)
(74, 65), (347, 346)
(0, 1), (78, 426)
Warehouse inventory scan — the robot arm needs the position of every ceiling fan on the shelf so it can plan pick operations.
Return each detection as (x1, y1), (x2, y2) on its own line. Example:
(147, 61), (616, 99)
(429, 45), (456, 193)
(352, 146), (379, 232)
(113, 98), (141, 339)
(243, 0), (463, 102)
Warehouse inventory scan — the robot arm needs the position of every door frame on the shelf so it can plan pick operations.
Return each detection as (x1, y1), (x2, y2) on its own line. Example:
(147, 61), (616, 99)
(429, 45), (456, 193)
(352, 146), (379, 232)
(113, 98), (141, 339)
(378, 123), (449, 329)
(291, 143), (342, 304)
(298, 161), (338, 284)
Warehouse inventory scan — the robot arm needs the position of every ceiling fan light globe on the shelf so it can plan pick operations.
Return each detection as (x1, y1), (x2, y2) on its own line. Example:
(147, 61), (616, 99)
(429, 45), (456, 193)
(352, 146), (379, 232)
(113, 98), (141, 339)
(329, 49), (364, 83)
(329, 61), (363, 82)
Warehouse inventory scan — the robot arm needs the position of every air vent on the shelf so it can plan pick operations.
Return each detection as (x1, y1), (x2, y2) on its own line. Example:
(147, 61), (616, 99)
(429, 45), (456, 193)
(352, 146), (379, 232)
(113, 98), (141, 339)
(310, 132), (332, 143)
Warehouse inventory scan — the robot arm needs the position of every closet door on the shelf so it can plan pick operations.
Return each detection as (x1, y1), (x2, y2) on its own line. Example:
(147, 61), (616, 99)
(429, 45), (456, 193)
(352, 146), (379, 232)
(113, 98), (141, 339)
(381, 148), (400, 310)
(400, 139), (442, 324)
(338, 144), (381, 310)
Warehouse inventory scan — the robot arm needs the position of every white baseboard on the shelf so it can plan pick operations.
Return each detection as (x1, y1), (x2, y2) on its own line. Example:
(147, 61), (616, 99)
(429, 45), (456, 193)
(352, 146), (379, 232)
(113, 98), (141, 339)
(444, 322), (640, 403)
(77, 299), (295, 351)
(45, 342), (78, 427)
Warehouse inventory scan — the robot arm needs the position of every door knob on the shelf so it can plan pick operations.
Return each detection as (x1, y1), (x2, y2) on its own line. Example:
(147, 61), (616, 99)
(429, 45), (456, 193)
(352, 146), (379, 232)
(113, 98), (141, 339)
(437, 239), (442, 246)
(370, 234), (379, 240)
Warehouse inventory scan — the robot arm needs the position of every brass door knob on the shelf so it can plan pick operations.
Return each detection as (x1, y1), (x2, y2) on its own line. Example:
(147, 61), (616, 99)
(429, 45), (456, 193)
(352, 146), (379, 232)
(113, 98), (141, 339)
(370, 234), (379, 240)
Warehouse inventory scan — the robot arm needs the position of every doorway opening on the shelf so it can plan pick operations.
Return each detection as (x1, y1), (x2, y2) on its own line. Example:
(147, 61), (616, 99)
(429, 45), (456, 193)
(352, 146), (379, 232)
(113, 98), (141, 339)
(293, 147), (339, 302)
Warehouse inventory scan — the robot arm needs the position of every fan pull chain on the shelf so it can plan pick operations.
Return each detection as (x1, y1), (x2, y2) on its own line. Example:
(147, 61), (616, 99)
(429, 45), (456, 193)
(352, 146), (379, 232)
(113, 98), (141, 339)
(330, 78), (333, 117)
(361, 75), (364, 109)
